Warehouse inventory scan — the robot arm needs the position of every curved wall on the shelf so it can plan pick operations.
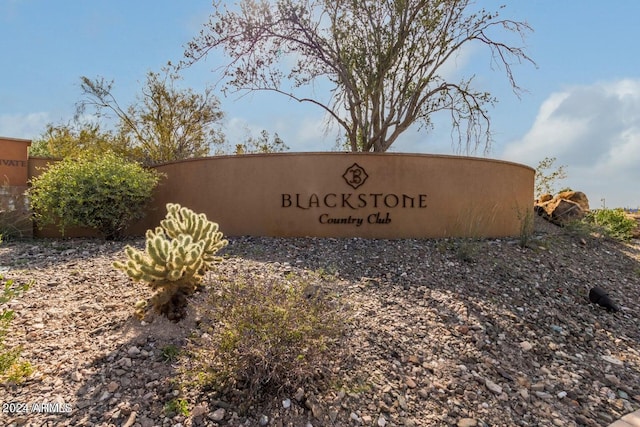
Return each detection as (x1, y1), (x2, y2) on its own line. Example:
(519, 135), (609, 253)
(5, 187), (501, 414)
(131, 153), (534, 239)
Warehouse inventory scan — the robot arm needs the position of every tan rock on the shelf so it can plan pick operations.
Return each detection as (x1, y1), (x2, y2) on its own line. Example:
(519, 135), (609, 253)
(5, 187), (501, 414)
(537, 194), (553, 203)
(520, 341), (533, 351)
(551, 199), (584, 223)
(535, 190), (590, 225)
(405, 376), (417, 388)
(557, 190), (590, 211)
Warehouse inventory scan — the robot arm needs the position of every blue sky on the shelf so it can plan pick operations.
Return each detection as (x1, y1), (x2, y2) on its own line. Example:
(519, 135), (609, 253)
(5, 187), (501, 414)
(1, 0), (639, 208)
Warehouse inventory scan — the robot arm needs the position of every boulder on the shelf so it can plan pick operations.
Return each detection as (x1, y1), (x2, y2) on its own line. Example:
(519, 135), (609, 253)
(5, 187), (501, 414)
(537, 194), (553, 203)
(557, 190), (590, 211)
(535, 191), (590, 226)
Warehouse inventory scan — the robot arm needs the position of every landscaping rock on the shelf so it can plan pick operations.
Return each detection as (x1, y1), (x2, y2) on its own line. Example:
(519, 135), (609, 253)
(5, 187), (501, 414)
(0, 230), (638, 426)
(535, 190), (590, 225)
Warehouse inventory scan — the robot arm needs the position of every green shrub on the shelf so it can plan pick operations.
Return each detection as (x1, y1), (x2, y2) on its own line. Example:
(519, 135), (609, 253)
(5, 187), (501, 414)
(114, 203), (228, 319)
(185, 274), (345, 406)
(1, 276), (32, 384)
(28, 152), (162, 240)
(160, 344), (181, 362)
(164, 398), (189, 417)
(584, 208), (636, 241)
(455, 239), (479, 263)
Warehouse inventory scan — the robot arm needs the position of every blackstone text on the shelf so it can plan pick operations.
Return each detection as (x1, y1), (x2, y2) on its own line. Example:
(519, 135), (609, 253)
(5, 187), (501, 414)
(281, 193), (427, 210)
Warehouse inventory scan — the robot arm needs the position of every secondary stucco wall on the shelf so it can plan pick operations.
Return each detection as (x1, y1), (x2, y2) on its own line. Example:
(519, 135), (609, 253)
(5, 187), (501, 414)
(0, 137), (33, 237)
(130, 153), (534, 239)
(0, 137), (31, 186)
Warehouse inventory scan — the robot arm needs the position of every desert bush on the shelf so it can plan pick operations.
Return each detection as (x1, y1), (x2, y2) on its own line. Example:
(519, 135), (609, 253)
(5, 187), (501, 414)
(455, 239), (480, 263)
(562, 218), (595, 238)
(1, 276), (33, 383)
(114, 203), (228, 319)
(0, 214), (23, 242)
(0, 184), (32, 241)
(28, 152), (162, 240)
(584, 208), (637, 241)
(185, 274), (345, 406)
(0, 210), (32, 241)
(535, 157), (567, 198)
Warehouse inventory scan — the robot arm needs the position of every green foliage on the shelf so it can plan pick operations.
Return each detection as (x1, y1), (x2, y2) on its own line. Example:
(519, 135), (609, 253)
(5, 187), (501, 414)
(233, 129), (289, 155)
(29, 121), (130, 159)
(1, 276), (32, 384)
(184, 274), (345, 404)
(535, 157), (567, 198)
(114, 203), (228, 319)
(3, 360), (33, 384)
(78, 66), (225, 166)
(584, 208), (636, 241)
(28, 152), (161, 240)
(160, 344), (181, 362)
(164, 398), (189, 417)
(34, 65), (225, 165)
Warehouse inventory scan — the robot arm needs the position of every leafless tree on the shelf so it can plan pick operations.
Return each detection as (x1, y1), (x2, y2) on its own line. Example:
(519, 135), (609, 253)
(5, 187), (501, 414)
(184, 0), (534, 153)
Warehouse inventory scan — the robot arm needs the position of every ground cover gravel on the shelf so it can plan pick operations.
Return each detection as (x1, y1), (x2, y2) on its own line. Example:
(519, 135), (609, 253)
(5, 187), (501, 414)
(1, 218), (639, 427)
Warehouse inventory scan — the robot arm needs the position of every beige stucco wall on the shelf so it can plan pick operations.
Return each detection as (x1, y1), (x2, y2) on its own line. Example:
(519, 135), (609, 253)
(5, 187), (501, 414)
(0, 137), (32, 238)
(28, 157), (58, 180)
(130, 153), (534, 239)
(0, 137), (31, 186)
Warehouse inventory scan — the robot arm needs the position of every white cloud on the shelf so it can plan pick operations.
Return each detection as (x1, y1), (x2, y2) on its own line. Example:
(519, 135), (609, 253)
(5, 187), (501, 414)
(0, 112), (50, 140)
(294, 115), (342, 151)
(501, 79), (640, 208)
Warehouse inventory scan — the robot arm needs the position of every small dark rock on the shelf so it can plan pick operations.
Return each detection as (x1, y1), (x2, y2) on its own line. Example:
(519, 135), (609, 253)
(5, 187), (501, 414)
(588, 286), (619, 312)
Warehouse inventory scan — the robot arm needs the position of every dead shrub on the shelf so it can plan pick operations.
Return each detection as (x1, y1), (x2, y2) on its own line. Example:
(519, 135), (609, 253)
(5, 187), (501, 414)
(184, 272), (346, 407)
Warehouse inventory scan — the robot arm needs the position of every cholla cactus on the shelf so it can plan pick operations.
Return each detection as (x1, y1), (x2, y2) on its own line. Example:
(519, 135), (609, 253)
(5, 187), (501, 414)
(160, 203), (227, 265)
(114, 203), (228, 318)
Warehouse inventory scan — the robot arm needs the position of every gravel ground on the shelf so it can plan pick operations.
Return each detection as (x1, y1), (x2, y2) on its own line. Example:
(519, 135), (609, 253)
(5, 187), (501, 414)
(1, 218), (639, 427)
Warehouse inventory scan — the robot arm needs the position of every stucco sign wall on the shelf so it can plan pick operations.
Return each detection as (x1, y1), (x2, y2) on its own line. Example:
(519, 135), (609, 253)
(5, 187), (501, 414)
(0, 137), (31, 186)
(0, 137), (33, 238)
(135, 153), (534, 239)
(281, 162), (427, 228)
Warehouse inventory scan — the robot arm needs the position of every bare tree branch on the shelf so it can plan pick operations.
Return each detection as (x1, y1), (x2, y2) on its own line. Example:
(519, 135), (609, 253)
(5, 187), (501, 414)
(184, 0), (535, 153)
